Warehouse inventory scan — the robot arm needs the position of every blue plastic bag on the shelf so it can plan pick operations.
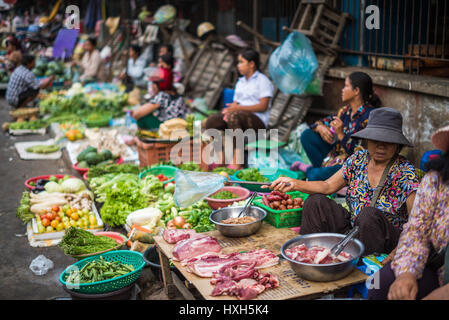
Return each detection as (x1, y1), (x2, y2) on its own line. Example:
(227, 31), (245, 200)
(268, 31), (318, 95)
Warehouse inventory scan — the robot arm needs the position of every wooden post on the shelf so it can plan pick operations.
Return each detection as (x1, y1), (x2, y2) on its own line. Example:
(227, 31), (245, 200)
(157, 246), (177, 298)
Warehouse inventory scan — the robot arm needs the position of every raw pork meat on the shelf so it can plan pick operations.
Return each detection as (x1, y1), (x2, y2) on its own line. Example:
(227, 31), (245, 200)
(285, 244), (352, 264)
(163, 229), (199, 244)
(172, 236), (222, 261)
(210, 261), (280, 300)
(183, 248), (279, 278)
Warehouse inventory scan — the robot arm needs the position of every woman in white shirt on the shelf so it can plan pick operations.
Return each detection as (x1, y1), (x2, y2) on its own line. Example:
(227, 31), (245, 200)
(120, 44), (147, 88)
(205, 49), (274, 170)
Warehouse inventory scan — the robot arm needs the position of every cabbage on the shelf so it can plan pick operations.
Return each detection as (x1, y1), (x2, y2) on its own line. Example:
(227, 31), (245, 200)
(61, 178), (86, 193)
(45, 181), (63, 193)
(126, 207), (163, 227)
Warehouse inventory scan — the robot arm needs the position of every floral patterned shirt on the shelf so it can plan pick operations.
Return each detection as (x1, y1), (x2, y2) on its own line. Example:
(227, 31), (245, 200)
(342, 150), (419, 228)
(391, 171), (449, 285)
(314, 105), (374, 166)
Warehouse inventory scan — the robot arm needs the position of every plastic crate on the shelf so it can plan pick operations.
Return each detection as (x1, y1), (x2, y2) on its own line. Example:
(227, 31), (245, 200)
(253, 191), (309, 228)
(136, 138), (208, 171)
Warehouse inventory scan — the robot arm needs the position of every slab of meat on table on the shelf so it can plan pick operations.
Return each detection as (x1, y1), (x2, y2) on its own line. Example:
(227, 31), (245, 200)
(172, 236), (222, 261)
(210, 260), (280, 300)
(183, 248), (280, 278)
(285, 244), (352, 264)
(162, 229), (200, 244)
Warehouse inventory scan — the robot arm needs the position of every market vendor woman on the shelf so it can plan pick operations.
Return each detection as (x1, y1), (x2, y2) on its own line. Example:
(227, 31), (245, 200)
(129, 81), (189, 130)
(290, 72), (380, 181)
(265, 108), (419, 256)
(205, 48), (274, 170)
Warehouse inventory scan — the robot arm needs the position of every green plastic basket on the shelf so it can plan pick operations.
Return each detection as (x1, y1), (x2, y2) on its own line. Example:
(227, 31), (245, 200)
(59, 250), (146, 294)
(138, 165), (179, 184)
(232, 168), (299, 192)
(253, 191), (309, 228)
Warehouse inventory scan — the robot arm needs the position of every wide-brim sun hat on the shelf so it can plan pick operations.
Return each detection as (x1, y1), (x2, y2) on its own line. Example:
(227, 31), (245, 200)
(351, 107), (413, 147)
(431, 125), (449, 153)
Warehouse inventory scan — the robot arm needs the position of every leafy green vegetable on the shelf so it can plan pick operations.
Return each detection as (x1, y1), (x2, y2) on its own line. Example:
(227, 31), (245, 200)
(9, 120), (47, 130)
(177, 162), (201, 171)
(16, 192), (34, 224)
(211, 167), (237, 175)
(87, 164), (140, 184)
(210, 191), (239, 200)
(58, 227), (119, 255)
(236, 168), (269, 182)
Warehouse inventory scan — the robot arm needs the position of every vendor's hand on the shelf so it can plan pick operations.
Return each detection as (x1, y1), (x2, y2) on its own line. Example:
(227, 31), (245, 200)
(316, 124), (334, 145)
(263, 177), (298, 193)
(224, 102), (240, 113)
(381, 247), (397, 266)
(330, 116), (344, 136)
(387, 272), (418, 300)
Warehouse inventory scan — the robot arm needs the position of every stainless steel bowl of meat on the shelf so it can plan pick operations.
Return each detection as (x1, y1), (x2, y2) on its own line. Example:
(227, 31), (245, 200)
(280, 233), (365, 282)
(209, 206), (267, 237)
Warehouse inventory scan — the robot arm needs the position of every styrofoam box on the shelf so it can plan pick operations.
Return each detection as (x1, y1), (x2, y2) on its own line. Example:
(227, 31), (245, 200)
(31, 201), (104, 241)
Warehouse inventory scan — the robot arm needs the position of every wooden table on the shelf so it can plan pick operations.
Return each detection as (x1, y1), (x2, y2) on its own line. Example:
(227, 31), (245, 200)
(154, 223), (369, 300)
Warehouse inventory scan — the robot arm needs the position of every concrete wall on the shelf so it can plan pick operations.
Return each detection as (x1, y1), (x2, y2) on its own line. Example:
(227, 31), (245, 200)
(306, 67), (449, 166)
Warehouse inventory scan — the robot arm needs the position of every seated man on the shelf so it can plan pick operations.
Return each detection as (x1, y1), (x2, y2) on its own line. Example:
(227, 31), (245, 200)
(6, 54), (53, 109)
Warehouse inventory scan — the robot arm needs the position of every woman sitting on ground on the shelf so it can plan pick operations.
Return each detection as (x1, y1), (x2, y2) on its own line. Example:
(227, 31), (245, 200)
(129, 81), (189, 131)
(265, 108), (419, 257)
(291, 72), (381, 181)
(367, 125), (449, 300)
(204, 48), (274, 170)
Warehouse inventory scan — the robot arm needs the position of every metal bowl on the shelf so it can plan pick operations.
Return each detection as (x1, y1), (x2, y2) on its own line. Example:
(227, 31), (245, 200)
(281, 233), (365, 282)
(209, 206), (267, 237)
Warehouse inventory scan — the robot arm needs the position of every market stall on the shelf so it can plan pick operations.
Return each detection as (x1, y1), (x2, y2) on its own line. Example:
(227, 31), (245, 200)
(154, 223), (368, 300)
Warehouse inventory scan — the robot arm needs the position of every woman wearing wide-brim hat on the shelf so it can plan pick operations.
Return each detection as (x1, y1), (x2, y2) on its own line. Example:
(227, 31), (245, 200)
(368, 125), (449, 300)
(265, 107), (420, 257)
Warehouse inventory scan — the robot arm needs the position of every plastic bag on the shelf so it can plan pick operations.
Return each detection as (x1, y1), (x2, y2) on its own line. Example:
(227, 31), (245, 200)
(268, 31), (318, 95)
(174, 170), (226, 208)
(29, 255), (54, 276)
(286, 123), (312, 165)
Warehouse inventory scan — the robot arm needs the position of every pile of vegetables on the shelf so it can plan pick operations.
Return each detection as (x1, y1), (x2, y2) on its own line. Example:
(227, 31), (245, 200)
(39, 85), (129, 119)
(65, 255), (135, 284)
(86, 164), (140, 183)
(76, 146), (118, 169)
(8, 120), (47, 130)
(236, 168), (270, 182)
(163, 199), (215, 233)
(261, 191), (304, 211)
(16, 191), (34, 223)
(209, 191), (239, 200)
(29, 175), (71, 192)
(177, 162), (201, 171)
(32, 59), (68, 82)
(211, 167), (237, 176)
(26, 144), (60, 154)
(59, 227), (118, 255)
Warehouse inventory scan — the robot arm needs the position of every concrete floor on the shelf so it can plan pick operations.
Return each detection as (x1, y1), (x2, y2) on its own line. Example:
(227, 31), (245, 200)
(0, 96), (76, 299)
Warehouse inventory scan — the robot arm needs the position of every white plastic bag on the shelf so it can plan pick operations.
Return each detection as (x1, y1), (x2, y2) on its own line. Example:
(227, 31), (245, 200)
(174, 170), (226, 208)
(29, 255), (54, 276)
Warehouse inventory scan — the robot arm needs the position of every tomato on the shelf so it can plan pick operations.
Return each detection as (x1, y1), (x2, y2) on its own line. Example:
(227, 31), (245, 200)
(70, 219), (77, 227)
(46, 226), (54, 232)
(173, 216), (186, 228)
(66, 209), (73, 216)
(71, 212), (79, 221)
(56, 223), (65, 232)
(55, 216), (62, 222)
(47, 213), (56, 220)
(182, 223), (192, 229)
(51, 220), (59, 228)
(58, 211), (65, 219)
(51, 205), (59, 212)
(41, 218), (50, 227)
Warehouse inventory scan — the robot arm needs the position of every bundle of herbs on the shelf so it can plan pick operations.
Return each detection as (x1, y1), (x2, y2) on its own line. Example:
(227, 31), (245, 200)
(58, 227), (119, 255)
